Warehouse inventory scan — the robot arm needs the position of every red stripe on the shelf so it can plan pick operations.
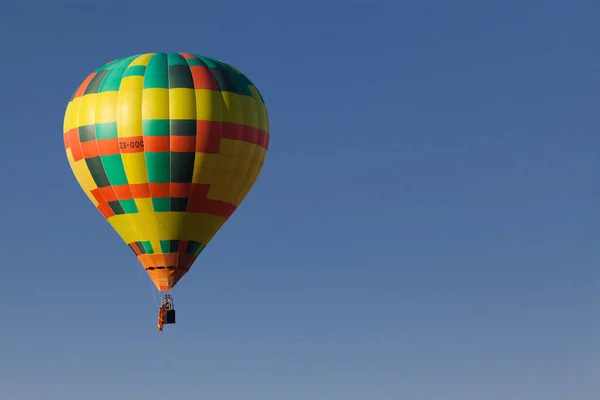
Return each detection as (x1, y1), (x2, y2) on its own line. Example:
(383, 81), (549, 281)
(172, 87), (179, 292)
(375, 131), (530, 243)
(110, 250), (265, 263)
(119, 136), (145, 153)
(130, 183), (151, 198)
(131, 245), (142, 256)
(112, 184), (133, 200)
(188, 199), (237, 218)
(171, 136), (196, 153)
(69, 122), (267, 162)
(98, 187), (118, 202)
(90, 182), (236, 219)
(149, 183), (170, 198)
(97, 138), (120, 156)
(145, 136), (170, 152)
(196, 120), (221, 153)
(171, 183), (191, 198)
(220, 122), (268, 149)
(81, 141), (100, 158)
(221, 122), (244, 141)
(68, 129), (84, 162)
(189, 66), (219, 90)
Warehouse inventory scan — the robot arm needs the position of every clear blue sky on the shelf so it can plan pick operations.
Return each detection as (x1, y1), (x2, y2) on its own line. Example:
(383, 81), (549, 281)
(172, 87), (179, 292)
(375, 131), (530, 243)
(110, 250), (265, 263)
(1, 1), (599, 399)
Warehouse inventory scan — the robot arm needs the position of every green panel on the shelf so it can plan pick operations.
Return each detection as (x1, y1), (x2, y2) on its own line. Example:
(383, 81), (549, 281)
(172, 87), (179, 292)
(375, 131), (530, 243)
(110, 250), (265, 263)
(194, 55), (220, 69)
(95, 122), (118, 140)
(170, 120), (196, 136)
(95, 57), (126, 72)
(78, 125), (96, 142)
(124, 65), (146, 77)
(97, 70), (124, 92)
(101, 154), (129, 186)
(120, 199), (138, 213)
(168, 64), (194, 89)
(168, 53), (188, 66)
(84, 69), (109, 95)
(229, 72), (253, 96)
(145, 152), (171, 183)
(210, 68), (236, 92)
(152, 198), (170, 212)
(142, 241), (154, 254)
(170, 197), (188, 211)
(170, 152), (195, 183)
(186, 57), (207, 67)
(144, 53), (169, 89)
(211, 59), (255, 97)
(143, 119), (170, 136)
(85, 157), (111, 188)
(97, 57), (131, 92)
(134, 242), (146, 254)
(107, 200), (125, 215)
(160, 240), (171, 253)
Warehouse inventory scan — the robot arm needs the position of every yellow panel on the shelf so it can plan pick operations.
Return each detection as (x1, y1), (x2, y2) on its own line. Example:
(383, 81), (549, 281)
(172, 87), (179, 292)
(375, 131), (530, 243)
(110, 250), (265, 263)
(121, 152), (149, 184)
(128, 212), (160, 241)
(248, 85), (261, 102)
(219, 154), (239, 172)
(95, 92), (118, 124)
(195, 89), (222, 121)
(107, 208), (226, 247)
(259, 105), (269, 133)
(232, 160), (263, 205)
(191, 153), (219, 184)
(130, 53), (154, 67)
(120, 76), (144, 90)
(265, 111), (271, 133)
(154, 212), (186, 240)
(142, 88), (170, 120)
(134, 198), (161, 251)
(253, 146), (267, 162)
(207, 161), (237, 202)
(169, 88), (196, 119)
(237, 139), (257, 158)
(240, 95), (258, 127)
(107, 214), (143, 244)
(218, 141), (259, 204)
(77, 94), (98, 127)
(249, 86), (269, 132)
(117, 79), (143, 138)
(220, 92), (244, 126)
(238, 166), (261, 204)
(123, 214), (148, 245)
(63, 100), (79, 132)
(224, 169), (250, 204)
(219, 138), (242, 156)
(182, 213), (227, 243)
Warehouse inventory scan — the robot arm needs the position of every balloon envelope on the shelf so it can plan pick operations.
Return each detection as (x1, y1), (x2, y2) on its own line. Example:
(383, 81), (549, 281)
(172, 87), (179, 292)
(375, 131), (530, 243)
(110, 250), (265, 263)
(63, 52), (270, 290)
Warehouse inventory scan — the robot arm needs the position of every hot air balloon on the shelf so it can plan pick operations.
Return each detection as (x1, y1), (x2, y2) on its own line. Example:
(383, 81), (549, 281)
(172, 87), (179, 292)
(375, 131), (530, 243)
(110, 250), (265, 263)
(63, 53), (270, 330)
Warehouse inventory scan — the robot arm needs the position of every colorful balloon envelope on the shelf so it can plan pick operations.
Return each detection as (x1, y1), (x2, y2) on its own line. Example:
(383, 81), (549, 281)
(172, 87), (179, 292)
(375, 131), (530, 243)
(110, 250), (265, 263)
(63, 53), (270, 291)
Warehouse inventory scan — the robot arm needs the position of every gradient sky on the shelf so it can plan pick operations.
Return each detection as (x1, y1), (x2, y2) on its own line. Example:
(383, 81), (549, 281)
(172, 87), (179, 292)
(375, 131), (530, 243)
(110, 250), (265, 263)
(0, 1), (599, 399)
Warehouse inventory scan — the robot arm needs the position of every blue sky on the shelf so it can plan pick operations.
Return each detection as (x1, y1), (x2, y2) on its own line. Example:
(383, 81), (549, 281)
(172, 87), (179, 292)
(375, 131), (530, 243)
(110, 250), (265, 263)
(1, 0), (599, 399)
